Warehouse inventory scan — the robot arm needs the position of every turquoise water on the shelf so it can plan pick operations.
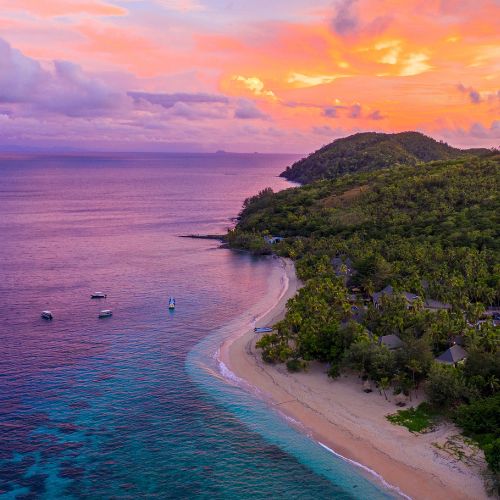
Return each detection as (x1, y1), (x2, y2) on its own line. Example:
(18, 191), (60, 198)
(187, 263), (398, 499)
(0, 153), (397, 498)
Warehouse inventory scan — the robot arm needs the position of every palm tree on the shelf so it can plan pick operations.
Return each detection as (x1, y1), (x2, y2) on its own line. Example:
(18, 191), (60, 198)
(406, 359), (422, 397)
(379, 377), (391, 400)
(363, 278), (375, 298)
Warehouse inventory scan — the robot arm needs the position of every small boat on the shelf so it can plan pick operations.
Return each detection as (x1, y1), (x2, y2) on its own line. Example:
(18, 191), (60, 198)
(98, 309), (112, 318)
(168, 297), (176, 310)
(91, 292), (107, 299)
(254, 327), (273, 333)
(41, 311), (53, 320)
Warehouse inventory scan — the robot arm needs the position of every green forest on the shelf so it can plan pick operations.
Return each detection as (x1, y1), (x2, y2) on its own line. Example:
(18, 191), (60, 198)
(280, 131), (490, 184)
(228, 143), (500, 485)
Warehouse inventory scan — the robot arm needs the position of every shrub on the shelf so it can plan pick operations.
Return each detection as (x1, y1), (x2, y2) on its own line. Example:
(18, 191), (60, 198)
(454, 394), (500, 438)
(485, 439), (500, 473)
(286, 359), (304, 372)
(425, 363), (465, 408)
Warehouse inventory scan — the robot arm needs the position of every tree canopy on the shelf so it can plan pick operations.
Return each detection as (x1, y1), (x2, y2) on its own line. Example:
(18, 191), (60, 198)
(280, 131), (491, 184)
(228, 146), (500, 480)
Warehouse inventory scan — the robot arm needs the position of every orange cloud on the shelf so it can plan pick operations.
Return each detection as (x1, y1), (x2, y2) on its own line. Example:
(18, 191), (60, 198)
(0, 0), (498, 149)
(213, 0), (498, 139)
(231, 76), (277, 98)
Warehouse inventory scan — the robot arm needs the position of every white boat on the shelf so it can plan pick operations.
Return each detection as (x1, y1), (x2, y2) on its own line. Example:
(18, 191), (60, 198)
(168, 297), (176, 310)
(41, 310), (53, 320)
(91, 292), (107, 299)
(98, 309), (112, 318)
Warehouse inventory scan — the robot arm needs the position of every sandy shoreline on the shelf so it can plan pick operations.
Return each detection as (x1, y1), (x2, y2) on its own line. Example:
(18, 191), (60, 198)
(219, 258), (489, 500)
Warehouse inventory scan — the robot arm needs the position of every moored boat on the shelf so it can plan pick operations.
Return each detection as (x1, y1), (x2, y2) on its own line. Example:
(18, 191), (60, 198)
(98, 309), (112, 318)
(41, 310), (53, 320)
(254, 327), (273, 333)
(91, 292), (107, 299)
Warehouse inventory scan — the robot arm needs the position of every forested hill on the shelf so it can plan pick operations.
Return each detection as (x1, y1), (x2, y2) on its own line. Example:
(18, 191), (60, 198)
(280, 131), (489, 184)
(229, 153), (500, 483)
(233, 155), (500, 305)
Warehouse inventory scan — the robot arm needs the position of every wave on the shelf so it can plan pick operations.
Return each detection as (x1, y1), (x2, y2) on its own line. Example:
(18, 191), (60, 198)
(318, 442), (412, 500)
(188, 256), (402, 499)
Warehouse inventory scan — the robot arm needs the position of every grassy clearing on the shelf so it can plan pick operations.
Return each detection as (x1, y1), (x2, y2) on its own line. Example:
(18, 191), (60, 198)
(387, 402), (439, 433)
(432, 435), (482, 466)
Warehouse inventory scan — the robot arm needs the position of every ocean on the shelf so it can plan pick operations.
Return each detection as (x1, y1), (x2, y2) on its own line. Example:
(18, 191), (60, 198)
(0, 153), (397, 499)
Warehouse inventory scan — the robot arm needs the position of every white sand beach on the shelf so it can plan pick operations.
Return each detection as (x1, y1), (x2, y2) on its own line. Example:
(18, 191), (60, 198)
(219, 258), (489, 500)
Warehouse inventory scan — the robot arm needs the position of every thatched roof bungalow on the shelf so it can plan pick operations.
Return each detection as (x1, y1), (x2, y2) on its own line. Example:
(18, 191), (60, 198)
(436, 345), (468, 365)
(379, 334), (404, 350)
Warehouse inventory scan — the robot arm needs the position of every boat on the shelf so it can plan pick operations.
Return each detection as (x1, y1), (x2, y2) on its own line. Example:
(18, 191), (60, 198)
(91, 292), (107, 299)
(168, 297), (176, 310)
(254, 327), (273, 333)
(41, 311), (53, 320)
(98, 309), (112, 318)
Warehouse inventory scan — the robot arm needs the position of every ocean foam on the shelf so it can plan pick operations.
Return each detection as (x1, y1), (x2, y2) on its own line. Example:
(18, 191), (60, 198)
(275, 409), (310, 435)
(212, 259), (410, 498)
(318, 442), (412, 500)
(218, 359), (245, 386)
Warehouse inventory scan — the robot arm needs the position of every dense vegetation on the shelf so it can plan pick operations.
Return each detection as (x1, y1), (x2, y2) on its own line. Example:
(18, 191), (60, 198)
(228, 150), (500, 482)
(280, 131), (489, 183)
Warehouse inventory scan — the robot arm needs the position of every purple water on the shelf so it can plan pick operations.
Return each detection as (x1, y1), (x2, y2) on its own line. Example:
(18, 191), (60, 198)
(0, 153), (395, 499)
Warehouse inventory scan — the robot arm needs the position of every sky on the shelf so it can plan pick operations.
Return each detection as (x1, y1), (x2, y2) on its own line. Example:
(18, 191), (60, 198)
(0, 0), (498, 153)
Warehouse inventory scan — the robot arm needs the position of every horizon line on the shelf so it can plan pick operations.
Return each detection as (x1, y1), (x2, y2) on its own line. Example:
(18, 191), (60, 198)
(0, 150), (306, 157)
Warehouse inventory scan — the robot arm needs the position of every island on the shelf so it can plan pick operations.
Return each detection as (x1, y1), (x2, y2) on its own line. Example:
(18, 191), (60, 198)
(221, 132), (500, 499)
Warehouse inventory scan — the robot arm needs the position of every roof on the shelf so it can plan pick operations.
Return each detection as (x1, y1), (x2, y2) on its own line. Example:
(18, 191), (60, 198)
(436, 345), (468, 364)
(451, 335), (465, 346)
(373, 285), (420, 304)
(372, 285), (394, 303)
(402, 291), (419, 303)
(425, 298), (451, 310)
(264, 235), (284, 244)
(379, 334), (404, 350)
(332, 256), (353, 267)
(332, 256), (354, 276)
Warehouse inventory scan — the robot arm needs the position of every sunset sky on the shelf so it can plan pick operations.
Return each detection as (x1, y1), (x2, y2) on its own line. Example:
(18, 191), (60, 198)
(0, 0), (498, 152)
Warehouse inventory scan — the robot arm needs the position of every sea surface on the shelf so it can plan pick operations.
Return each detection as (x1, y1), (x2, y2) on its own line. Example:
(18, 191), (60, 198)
(0, 153), (397, 499)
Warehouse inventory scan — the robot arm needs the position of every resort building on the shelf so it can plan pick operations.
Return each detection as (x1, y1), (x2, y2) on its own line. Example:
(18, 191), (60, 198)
(379, 334), (404, 350)
(436, 345), (468, 366)
(450, 335), (465, 346)
(264, 236), (284, 245)
(424, 298), (452, 312)
(372, 285), (419, 309)
(332, 256), (356, 282)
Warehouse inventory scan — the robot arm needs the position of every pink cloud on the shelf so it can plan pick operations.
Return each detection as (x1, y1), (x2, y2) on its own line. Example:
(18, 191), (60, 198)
(1, 0), (126, 17)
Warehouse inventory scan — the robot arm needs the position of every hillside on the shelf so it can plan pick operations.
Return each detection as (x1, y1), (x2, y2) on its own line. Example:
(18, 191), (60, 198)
(232, 154), (500, 314)
(240, 156), (499, 261)
(280, 131), (488, 184)
(229, 154), (500, 481)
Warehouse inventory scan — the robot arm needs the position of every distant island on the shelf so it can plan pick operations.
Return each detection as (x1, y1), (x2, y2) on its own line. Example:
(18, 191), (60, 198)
(225, 131), (500, 497)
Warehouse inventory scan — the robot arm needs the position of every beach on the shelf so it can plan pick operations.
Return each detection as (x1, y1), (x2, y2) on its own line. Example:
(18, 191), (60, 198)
(219, 258), (489, 500)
